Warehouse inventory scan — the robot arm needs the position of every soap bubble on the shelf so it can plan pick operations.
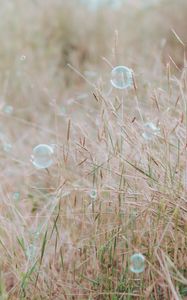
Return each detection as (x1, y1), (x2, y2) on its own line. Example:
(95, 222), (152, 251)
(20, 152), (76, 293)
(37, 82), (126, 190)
(3, 143), (12, 153)
(31, 144), (54, 169)
(20, 55), (26, 61)
(130, 253), (145, 274)
(89, 189), (97, 200)
(142, 122), (160, 141)
(111, 66), (133, 89)
(0, 131), (12, 152)
(3, 104), (13, 115)
(13, 192), (20, 201)
(26, 244), (36, 261)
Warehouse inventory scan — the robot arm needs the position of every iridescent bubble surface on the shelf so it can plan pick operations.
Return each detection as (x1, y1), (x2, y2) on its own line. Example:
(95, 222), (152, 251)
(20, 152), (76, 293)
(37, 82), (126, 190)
(31, 144), (54, 169)
(111, 66), (133, 89)
(142, 122), (160, 141)
(130, 253), (145, 274)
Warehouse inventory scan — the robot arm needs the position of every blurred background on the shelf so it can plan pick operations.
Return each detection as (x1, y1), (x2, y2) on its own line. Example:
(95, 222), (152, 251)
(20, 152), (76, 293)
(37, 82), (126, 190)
(0, 0), (186, 90)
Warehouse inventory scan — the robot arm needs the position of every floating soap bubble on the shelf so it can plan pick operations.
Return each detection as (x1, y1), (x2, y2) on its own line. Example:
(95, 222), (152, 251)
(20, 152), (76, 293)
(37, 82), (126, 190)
(89, 189), (97, 200)
(26, 244), (36, 261)
(130, 253), (145, 274)
(31, 144), (54, 169)
(142, 122), (160, 141)
(13, 192), (20, 201)
(0, 131), (12, 152)
(20, 55), (26, 61)
(3, 104), (13, 115)
(3, 143), (12, 153)
(111, 66), (133, 89)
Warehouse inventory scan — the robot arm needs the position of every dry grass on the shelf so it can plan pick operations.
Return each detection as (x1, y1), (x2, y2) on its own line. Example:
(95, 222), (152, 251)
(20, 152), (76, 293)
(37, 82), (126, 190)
(0, 0), (186, 299)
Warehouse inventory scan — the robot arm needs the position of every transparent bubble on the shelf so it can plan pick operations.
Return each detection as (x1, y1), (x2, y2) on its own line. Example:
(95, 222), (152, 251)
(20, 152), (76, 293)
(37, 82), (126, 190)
(3, 104), (14, 115)
(142, 122), (160, 141)
(13, 192), (20, 201)
(26, 244), (36, 260)
(3, 143), (12, 153)
(20, 55), (26, 61)
(89, 189), (97, 200)
(130, 253), (145, 274)
(111, 66), (133, 89)
(0, 131), (12, 153)
(31, 144), (54, 169)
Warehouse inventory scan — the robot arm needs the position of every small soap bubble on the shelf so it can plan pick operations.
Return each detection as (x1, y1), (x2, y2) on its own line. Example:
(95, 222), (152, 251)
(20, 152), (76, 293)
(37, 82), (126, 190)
(13, 192), (20, 201)
(111, 66), (133, 89)
(20, 55), (26, 61)
(31, 144), (54, 169)
(3, 143), (12, 153)
(3, 104), (13, 115)
(130, 253), (145, 274)
(26, 244), (36, 260)
(142, 122), (160, 141)
(89, 189), (97, 200)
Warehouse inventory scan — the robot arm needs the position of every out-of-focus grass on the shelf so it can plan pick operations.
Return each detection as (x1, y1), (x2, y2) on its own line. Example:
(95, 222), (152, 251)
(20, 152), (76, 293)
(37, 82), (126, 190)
(0, 0), (186, 299)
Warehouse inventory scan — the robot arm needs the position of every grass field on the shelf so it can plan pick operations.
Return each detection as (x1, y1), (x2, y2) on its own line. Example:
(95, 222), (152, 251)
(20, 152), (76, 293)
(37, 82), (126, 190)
(0, 0), (186, 299)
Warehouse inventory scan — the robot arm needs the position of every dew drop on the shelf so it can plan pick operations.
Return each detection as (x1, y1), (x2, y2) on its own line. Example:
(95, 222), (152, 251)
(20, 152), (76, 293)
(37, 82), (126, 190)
(111, 66), (133, 89)
(31, 144), (54, 169)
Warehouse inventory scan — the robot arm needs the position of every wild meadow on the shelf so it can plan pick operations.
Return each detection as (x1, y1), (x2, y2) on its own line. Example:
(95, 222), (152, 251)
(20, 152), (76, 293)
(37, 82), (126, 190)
(0, 0), (186, 299)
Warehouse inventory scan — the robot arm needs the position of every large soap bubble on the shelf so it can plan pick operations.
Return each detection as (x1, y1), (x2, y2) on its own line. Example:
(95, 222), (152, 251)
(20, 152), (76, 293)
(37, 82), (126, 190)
(31, 144), (54, 169)
(142, 122), (160, 141)
(130, 253), (145, 274)
(111, 66), (133, 89)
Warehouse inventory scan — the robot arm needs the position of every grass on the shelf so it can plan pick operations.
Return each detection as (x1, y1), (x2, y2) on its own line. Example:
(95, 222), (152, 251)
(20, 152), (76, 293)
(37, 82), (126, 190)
(0, 0), (186, 299)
